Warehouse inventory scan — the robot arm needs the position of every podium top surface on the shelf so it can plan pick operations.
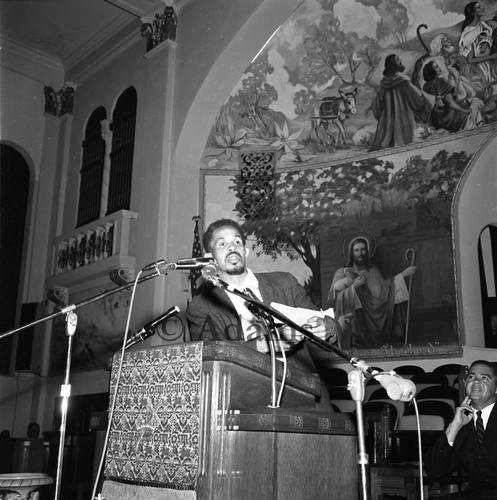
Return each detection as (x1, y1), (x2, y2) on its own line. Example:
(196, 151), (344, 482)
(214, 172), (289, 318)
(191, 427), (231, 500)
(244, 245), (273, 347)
(201, 341), (321, 397)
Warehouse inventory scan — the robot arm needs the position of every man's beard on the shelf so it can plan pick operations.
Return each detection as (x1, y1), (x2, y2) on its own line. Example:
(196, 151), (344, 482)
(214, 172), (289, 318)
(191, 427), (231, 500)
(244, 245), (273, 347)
(353, 255), (370, 268)
(224, 253), (246, 275)
(353, 256), (364, 266)
(226, 263), (246, 275)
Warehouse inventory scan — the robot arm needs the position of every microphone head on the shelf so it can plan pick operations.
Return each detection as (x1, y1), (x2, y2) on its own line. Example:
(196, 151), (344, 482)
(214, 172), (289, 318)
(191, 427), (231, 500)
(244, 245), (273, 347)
(201, 263), (218, 279)
(376, 372), (416, 402)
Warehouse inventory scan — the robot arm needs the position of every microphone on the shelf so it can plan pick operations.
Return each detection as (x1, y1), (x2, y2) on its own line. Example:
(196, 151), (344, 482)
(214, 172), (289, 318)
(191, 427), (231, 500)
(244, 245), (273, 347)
(141, 259), (169, 274)
(168, 257), (215, 269)
(141, 257), (215, 273)
(125, 306), (180, 349)
(374, 371), (416, 402)
(201, 264), (230, 289)
(66, 312), (78, 336)
(201, 263), (218, 278)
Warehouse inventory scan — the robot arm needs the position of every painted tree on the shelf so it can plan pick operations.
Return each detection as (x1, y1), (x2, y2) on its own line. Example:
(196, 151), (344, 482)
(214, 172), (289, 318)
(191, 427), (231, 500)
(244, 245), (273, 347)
(232, 158), (394, 304)
(294, 88), (317, 117)
(300, 12), (381, 89)
(376, 0), (409, 45)
(389, 150), (472, 230)
(356, 36), (382, 83)
(228, 55), (278, 139)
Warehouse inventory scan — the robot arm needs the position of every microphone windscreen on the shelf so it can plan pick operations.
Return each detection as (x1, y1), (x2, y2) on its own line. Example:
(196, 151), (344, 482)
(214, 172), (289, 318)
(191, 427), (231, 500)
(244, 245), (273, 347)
(201, 263), (218, 279)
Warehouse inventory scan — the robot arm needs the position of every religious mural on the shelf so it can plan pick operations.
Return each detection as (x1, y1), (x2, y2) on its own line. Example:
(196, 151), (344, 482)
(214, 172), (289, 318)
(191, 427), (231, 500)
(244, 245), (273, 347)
(199, 0), (497, 360)
(202, 131), (494, 361)
(201, 0), (497, 170)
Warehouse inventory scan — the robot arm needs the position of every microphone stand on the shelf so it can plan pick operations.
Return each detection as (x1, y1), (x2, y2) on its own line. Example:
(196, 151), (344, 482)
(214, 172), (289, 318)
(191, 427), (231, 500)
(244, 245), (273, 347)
(0, 267), (167, 499)
(206, 276), (376, 500)
(246, 301), (282, 408)
(0, 272), (161, 341)
(55, 312), (77, 500)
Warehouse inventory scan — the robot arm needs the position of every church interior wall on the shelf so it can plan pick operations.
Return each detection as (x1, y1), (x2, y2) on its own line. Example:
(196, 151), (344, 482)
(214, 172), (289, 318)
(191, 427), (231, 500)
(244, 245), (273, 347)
(0, 0), (496, 437)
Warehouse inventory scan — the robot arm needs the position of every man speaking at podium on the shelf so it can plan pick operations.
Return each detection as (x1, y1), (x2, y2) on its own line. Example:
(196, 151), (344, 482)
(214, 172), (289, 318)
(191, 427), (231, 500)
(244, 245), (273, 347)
(186, 218), (347, 408)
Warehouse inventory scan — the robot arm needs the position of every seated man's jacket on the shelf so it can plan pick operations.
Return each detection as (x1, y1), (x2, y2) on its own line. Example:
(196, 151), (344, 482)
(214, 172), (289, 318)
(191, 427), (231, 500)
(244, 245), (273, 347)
(424, 404), (497, 494)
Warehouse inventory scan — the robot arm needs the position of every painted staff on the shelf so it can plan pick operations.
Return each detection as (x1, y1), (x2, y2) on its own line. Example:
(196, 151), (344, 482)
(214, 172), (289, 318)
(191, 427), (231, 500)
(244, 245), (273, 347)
(404, 248), (416, 347)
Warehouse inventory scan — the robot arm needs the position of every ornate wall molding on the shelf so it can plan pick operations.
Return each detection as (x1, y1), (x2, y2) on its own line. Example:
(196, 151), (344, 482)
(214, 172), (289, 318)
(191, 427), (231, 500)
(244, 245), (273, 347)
(141, 3), (177, 52)
(44, 83), (76, 117)
(47, 286), (69, 309)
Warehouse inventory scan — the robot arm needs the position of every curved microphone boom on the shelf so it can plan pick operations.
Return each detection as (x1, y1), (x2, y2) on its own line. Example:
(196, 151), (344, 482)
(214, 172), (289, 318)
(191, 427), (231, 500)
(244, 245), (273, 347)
(125, 306), (180, 349)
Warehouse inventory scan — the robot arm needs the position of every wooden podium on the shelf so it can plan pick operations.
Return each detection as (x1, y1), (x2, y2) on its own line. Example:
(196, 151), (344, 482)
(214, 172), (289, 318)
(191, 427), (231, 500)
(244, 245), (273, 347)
(104, 341), (358, 500)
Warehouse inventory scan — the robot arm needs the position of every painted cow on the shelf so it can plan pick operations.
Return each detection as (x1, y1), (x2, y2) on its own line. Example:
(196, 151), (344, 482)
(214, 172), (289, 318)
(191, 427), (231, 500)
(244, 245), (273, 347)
(311, 88), (357, 146)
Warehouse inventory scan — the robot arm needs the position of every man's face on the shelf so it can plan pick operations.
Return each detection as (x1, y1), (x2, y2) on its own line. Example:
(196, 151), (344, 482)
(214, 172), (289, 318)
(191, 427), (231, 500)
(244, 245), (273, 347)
(395, 56), (405, 73)
(209, 226), (248, 276)
(352, 241), (368, 267)
(465, 363), (497, 409)
(475, 3), (485, 17)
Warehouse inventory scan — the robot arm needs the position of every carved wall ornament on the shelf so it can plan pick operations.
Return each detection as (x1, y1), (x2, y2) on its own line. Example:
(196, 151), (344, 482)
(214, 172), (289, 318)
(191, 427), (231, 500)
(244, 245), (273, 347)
(141, 4), (177, 52)
(44, 83), (77, 117)
(47, 286), (69, 310)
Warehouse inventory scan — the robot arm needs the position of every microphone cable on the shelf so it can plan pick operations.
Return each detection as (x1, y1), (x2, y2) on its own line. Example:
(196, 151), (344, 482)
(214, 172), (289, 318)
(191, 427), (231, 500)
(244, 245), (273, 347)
(413, 398), (424, 500)
(90, 269), (145, 500)
(244, 287), (288, 408)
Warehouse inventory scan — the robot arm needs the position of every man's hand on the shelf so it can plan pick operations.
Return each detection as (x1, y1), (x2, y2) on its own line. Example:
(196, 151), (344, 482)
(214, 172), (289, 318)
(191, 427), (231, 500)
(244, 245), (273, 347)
(304, 315), (351, 344)
(280, 325), (304, 345)
(402, 266), (416, 278)
(353, 275), (366, 288)
(338, 313), (353, 330)
(304, 316), (328, 340)
(445, 396), (473, 443)
(279, 313), (353, 347)
(344, 268), (357, 280)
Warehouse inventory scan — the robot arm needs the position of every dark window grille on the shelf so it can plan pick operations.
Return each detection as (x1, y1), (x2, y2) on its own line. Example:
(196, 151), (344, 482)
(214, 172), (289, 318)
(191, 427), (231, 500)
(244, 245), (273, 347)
(76, 107), (107, 227)
(238, 150), (276, 220)
(107, 87), (137, 215)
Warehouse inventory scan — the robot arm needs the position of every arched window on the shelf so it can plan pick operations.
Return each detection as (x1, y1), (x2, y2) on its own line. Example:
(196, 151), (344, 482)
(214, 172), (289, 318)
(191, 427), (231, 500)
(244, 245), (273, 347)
(107, 87), (137, 215)
(478, 225), (497, 348)
(0, 144), (30, 373)
(76, 107), (107, 227)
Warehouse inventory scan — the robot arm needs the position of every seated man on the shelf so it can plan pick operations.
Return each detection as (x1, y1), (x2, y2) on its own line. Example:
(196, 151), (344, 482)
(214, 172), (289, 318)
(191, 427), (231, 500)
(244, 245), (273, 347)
(424, 360), (497, 499)
(423, 60), (473, 132)
(186, 218), (347, 408)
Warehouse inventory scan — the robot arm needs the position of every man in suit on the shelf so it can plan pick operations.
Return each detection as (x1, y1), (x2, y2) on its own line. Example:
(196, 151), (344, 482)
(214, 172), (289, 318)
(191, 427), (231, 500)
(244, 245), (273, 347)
(424, 360), (497, 499)
(186, 218), (347, 406)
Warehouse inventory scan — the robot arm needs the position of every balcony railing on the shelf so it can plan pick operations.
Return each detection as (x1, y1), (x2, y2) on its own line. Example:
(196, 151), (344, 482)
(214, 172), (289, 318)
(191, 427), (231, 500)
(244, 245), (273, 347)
(47, 209), (137, 289)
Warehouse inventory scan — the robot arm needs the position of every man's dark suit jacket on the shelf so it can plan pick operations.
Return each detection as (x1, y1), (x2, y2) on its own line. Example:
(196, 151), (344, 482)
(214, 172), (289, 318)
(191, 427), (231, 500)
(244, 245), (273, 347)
(424, 404), (497, 499)
(186, 271), (331, 405)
